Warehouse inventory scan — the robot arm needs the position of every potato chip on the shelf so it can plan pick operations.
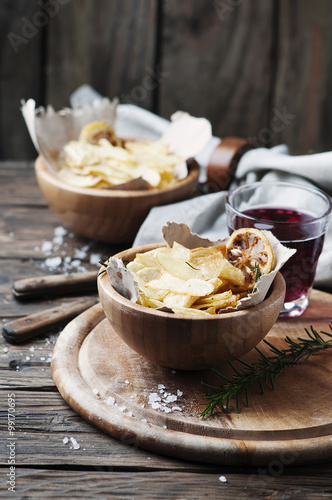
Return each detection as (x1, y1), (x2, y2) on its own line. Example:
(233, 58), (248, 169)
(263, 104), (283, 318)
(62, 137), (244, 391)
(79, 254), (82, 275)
(218, 259), (246, 287)
(60, 125), (186, 190)
(163, 292), (198, 309)
(124, 230), (273, 315)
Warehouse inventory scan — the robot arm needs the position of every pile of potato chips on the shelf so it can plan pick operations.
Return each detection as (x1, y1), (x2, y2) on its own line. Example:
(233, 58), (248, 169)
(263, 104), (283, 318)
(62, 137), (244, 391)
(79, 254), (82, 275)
(57, 121), (186, 190)
(126, 241), (257, 316)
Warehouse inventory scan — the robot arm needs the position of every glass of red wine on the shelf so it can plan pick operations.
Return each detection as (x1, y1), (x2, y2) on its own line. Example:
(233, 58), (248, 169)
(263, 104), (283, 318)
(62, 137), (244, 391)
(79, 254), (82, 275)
(226, 181), (332, 318)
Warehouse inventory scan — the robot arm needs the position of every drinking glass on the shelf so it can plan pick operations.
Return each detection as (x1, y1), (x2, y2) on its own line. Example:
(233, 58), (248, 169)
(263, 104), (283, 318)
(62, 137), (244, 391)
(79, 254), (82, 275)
(225, 181), (332, 317)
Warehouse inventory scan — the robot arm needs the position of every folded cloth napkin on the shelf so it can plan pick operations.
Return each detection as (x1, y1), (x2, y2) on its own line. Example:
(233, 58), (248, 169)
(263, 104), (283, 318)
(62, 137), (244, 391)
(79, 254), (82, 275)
(71, 86), (332, 289)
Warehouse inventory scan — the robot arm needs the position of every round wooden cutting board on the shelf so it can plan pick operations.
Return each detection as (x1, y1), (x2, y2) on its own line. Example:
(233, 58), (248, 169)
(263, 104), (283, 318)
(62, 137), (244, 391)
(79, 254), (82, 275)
(51, 289), (332, 466)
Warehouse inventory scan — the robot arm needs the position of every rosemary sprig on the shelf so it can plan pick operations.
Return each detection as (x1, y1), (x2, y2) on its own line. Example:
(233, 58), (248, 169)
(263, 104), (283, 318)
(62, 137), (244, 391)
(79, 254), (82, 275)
(185, 261), (201, 270)
(199, 324), (332, 418)
(97, 259), (109, 276)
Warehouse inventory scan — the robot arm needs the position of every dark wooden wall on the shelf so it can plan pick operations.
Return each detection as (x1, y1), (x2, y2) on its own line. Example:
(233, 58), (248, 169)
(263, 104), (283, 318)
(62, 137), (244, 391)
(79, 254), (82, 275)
(1, 0), (332, 160)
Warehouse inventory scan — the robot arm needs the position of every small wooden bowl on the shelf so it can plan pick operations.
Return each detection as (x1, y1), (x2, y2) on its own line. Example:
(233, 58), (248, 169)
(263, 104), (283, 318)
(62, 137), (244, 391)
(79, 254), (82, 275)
(34, 156), (199, 244)
(98, 244), (286, 371)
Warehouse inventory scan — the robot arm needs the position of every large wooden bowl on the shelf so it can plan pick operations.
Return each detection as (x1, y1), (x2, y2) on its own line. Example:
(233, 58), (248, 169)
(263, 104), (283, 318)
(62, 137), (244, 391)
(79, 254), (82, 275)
(98, 243), (286, 371)
(34, 156), (199, 244)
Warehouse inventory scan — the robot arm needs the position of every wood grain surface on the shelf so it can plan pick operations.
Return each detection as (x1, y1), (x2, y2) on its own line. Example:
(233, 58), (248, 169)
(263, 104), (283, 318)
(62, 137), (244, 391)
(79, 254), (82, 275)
(1, 161), (332, 498)
(52, 292), (332, 467)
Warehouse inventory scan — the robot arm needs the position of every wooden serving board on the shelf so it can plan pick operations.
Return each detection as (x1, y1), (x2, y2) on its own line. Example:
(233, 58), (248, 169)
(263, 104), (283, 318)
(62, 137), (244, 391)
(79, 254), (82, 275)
(51, 289), (332, 466)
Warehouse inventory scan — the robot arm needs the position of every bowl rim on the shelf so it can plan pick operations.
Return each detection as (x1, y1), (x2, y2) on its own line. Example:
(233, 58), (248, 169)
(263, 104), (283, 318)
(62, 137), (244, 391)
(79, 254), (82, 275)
(35, 155), (200, 199)
(98, 243), (286, 321)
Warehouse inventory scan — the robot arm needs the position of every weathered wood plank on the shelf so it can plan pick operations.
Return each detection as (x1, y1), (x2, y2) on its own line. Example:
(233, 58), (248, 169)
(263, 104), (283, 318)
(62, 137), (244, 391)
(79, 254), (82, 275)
(160, 0), (274, 140)
(0, 0), (43, 160)
(0, 161), (45, 206)
(45, 0), (158, 111)
(1, 467), (332, 499)
(273, 0), (332, 154)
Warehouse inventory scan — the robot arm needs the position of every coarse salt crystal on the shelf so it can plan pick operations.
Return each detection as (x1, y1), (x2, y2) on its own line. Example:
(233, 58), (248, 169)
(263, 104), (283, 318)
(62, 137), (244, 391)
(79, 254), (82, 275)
(151, 402), (161, 409)
(90, 253), (102, 265)
(45, 256), (62, 269)
(54, 226), (67, 236)
(177, 390), (183, 397)
(148, 393), (161, 403)
(164, 395), (177, 403)
(219, 475), (227, 483)
(124, 380), (129, 384)
(71, 259), (82, 268)
(3, 347), (8, 353)
(92, 388), (99, 395)
(172, 406), (182, 412)
(106, 396), (115, 406)
(158, 384), (166, 390)
(63, 437), (69, 444)
(74, 248), (87, 260)
(70, 437), (80, 450)
(41, 241), (53, 253)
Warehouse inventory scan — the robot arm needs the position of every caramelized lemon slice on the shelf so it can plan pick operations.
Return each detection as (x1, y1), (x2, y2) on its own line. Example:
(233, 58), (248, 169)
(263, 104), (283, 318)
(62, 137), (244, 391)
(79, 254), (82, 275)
(226, 228), (274, 288)
(79, 121), (122, 146)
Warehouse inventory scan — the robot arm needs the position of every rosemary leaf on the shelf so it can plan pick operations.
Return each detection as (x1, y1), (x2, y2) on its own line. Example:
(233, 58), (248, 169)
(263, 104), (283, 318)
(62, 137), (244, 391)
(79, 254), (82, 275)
(199, 323), (332, 418)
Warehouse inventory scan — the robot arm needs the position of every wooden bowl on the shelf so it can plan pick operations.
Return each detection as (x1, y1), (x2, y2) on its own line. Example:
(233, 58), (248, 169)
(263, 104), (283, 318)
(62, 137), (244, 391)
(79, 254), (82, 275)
(98, 243), (286, 371)
(34, 156), (199, 244)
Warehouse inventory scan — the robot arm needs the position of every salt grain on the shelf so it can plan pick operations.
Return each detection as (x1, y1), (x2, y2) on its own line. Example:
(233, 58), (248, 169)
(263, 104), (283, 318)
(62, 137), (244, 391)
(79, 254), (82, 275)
(54, 226), (67, 237)
(148, 393), (161, 403)
(151, 402), (161, 410)
(45, 256), (62, 270)
(63, 437), (69, 444)
(41, 241), (53, 253)
(70, 437), (80, 450)
(106, 396), (115, 406)
(3, 347), (8, 353)
(90, 253), (102, 265)
(219, 475), (227, 483)
(164, 395), (177, 403)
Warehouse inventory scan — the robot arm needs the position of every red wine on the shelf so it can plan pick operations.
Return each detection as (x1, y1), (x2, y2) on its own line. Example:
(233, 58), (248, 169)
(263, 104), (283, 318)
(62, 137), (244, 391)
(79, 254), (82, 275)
(229, 207), (325, 303)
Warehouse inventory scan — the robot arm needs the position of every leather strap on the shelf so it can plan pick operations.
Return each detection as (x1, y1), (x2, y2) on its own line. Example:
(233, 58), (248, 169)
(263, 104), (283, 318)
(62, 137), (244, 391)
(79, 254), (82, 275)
(206, 137), (255, 192)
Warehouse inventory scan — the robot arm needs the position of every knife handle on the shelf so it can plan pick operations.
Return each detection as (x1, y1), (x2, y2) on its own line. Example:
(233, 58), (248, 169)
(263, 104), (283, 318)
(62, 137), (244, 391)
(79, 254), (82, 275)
(2, 296), (98, 344)
(12, 271), (98, 300)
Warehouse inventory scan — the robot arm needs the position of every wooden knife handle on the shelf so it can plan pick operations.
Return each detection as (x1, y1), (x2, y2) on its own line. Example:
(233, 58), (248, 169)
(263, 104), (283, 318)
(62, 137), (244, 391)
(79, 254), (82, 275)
(2, 296), (98, 344)
(12, 271), (98, 300)
(206, 136), (255, 192)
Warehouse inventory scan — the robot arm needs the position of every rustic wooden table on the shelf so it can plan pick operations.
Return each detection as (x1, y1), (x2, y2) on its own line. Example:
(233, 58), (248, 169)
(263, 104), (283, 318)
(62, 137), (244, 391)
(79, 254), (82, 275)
(1, 161), (332, 499)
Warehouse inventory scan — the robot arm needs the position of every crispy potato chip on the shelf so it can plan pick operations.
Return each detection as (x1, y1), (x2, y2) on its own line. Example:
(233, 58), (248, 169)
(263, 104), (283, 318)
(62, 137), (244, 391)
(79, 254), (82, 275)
(163, 292), (198, 309)
(218, 259), (246, 286)
(60, 125), (186, 190)
(156, 252), (202, 280)
(146, 272), (214, 296)
(124, 229), (273, 315)
(136, 267), (161, 283)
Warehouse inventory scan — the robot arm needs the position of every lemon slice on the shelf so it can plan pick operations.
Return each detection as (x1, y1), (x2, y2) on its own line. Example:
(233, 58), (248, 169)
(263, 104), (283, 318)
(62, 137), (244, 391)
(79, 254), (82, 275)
(226, 228), (274, 288)
(79, 121), (122, 146)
